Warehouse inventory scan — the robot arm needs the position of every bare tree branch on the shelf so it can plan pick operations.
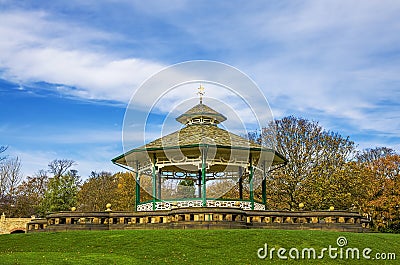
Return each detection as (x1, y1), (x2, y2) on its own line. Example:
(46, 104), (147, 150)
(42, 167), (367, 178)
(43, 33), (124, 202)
(0, 156), (22, 202)
(0, 145), (8, 162)
(48, 159), (75, 177)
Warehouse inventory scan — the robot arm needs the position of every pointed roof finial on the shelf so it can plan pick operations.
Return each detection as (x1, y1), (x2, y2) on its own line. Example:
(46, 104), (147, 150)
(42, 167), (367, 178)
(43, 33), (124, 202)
(197, 84), (205, 104)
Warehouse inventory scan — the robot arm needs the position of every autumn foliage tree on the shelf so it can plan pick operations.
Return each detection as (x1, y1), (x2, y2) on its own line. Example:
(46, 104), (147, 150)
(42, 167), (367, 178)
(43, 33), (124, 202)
(357, 148), (400, 232)
(12, 170), (48, 217)
(113, 172), (136, 211)
(258, 116), (356, 210)
(78, 171), (117, 211)
(77, 171), (136, 211)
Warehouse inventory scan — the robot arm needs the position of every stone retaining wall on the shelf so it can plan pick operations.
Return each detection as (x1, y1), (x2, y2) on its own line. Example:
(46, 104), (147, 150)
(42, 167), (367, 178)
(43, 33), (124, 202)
(27, 208), (369, 233)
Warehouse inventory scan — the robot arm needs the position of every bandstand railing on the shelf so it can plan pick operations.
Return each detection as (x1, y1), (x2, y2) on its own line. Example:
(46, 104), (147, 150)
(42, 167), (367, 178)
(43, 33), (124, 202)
(136, 198), (266, 211)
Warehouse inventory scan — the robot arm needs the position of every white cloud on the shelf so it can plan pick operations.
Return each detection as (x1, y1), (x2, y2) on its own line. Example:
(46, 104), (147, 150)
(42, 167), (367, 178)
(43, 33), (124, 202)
(8, 149), (57, 177)
(132, 1), (398, 138)
(0, 10), (165, 102)
(238, 1), (400, 139)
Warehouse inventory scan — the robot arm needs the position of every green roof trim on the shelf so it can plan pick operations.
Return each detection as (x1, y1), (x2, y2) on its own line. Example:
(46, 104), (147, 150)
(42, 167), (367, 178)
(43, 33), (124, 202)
(111, 143), (287, 163)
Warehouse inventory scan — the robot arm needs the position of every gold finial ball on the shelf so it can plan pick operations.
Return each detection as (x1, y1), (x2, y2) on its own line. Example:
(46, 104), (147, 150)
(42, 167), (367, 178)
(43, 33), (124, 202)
(299, 203), (304, 209)
(329, 206), (335, 211)
(71, 207), (76, 211)
(106, 203), (112, 209)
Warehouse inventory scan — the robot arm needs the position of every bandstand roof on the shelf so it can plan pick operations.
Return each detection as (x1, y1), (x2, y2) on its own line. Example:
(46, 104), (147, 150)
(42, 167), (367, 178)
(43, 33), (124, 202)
(144, 124), (260, 149)
(176, 103), (227, 124)
(112, 101), (287, 170)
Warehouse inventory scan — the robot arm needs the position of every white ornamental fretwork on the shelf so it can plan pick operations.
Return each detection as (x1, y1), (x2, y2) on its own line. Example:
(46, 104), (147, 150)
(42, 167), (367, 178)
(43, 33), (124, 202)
(138, 200), (264, 211)
(137, 202), (153, 211)
(254, 202), (266, 211)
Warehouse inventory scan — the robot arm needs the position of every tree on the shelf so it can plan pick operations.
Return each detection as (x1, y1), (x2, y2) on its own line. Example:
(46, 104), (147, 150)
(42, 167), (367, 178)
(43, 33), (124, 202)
(176, 178), (195, 198)
(113, 172), (136, 211)
(356, 147), (395, 164)
(12, 170), (48, 217)
(39, 159), (78, 213)
(48, 159), (75, 177)
(260, 116), (356, 210)
(77, 171), (136, 211)
(0, 145), (7, 162)
(360, 152), (400, 232)
(78, 171), (118, 211)
(0, 156), (22, 215)
(40, 168), (81, 213)
(300, 161), (374, 211)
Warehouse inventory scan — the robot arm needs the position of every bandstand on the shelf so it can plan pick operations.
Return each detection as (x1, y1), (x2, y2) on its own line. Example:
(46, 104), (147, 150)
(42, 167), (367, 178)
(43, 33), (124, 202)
(111, 89), (287, 213)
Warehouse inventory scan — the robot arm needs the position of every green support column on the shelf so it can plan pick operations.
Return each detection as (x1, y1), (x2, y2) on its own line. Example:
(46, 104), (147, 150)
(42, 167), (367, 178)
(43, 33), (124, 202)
(157, 169), (162, 200)
(201, 162), (206, 207)
(249, 156), (254, 210)
(238, 166), (243, 200)
(198, 170), (202, 198)
(201, 147), (207, 207)
(152, 155), (157, 211)
(262, 162), (267, 205)
(135, 161), (140, 211)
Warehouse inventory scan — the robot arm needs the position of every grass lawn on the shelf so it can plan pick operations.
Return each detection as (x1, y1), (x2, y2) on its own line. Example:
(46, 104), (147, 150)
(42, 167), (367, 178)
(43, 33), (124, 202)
(0, 229), (399, 264)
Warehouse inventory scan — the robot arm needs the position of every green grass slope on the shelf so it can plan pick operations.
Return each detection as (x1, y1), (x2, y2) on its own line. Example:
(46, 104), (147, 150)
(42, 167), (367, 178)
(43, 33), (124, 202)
(0, 230), (399, 264)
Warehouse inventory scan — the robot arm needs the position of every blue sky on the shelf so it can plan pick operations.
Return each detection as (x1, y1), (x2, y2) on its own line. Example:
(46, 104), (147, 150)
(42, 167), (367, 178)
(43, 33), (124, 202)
(1, 0), (399, 178)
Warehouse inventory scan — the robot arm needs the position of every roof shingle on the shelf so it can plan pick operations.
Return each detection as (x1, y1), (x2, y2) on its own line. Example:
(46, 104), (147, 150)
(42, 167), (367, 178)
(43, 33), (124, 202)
(142, 124), (260, 149)
(176, 103), (227, 124)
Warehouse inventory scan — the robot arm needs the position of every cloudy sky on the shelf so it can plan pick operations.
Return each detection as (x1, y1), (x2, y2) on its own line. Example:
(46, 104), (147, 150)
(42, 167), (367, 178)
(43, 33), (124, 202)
(1, 0), (399, 178)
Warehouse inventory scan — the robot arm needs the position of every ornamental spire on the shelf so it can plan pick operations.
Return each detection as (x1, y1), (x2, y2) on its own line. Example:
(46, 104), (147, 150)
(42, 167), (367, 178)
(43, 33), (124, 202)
(197, 84), (205, 104)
